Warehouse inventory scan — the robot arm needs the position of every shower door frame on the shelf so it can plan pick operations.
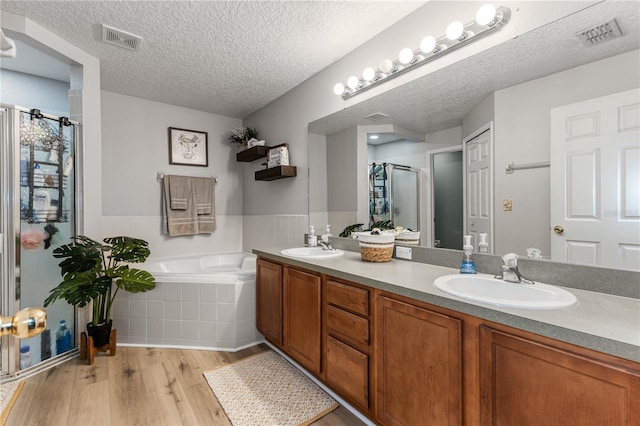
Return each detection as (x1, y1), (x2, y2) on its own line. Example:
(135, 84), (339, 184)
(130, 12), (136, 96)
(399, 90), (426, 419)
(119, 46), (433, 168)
(0, 105), (81, 378)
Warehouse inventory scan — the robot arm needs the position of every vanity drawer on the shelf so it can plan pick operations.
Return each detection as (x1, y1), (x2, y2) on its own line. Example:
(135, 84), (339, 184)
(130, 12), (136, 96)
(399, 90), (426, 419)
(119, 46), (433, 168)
(326, 335), (370, 411)
(327, 305), (369, 346)
(327, 280), (369, 316)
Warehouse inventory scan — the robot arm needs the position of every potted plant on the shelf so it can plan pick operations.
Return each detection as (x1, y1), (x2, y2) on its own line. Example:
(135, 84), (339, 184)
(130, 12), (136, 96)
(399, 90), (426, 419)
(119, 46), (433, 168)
(44, 236), (156, 347)
(228, 126), (259, 151)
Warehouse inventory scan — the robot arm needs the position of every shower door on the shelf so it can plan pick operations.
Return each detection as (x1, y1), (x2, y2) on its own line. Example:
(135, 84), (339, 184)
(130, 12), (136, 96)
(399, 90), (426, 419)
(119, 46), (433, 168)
(0, 106), (78, 376)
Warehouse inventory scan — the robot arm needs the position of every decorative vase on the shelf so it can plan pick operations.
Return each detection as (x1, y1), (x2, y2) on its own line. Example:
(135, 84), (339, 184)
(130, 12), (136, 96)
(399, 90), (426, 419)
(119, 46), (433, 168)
(87, 320), (113, 347)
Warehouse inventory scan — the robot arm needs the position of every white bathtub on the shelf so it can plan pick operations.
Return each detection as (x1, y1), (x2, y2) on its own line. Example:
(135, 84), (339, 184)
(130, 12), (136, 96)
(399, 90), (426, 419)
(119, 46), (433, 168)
(112, 252), (262, 351)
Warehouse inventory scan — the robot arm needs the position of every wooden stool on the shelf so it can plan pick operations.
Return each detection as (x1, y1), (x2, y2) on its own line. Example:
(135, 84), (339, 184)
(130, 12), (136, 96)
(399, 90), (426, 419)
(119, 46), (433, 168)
(80, 329), (117, 365)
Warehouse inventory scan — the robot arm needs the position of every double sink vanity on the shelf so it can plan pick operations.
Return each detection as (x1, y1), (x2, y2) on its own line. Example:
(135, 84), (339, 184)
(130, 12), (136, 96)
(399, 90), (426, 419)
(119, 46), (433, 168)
(254, 244), (639, 425)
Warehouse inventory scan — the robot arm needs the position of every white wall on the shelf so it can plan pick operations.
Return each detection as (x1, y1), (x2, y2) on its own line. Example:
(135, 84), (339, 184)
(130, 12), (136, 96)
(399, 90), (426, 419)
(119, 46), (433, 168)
(241, 1), (592, 251)
(494, 49), (640, 257)
(101, 91), (245, 259)
(0, 69), (69, 116)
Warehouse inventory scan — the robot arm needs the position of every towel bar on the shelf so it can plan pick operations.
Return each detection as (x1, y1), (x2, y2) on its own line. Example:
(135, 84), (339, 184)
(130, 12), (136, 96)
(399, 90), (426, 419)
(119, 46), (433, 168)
(157, 172), (217, 182)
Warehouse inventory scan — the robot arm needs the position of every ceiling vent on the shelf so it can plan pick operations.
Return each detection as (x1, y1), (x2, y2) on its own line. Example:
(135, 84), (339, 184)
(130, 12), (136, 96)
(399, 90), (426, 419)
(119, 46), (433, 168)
(364, 112), (389, 121)
(101, 24), (143, 51)
(575, 18), (623, 46)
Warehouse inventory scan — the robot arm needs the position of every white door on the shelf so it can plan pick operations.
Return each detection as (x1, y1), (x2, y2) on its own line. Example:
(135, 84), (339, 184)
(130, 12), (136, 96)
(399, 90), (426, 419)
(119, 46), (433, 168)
(550, 88), (640, 271)
(465, 127), (492, 251)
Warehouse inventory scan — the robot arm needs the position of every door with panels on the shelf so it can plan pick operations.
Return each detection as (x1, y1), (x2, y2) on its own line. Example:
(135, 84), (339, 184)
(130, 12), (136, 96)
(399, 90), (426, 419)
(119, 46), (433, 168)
(550, 88), (640, 270)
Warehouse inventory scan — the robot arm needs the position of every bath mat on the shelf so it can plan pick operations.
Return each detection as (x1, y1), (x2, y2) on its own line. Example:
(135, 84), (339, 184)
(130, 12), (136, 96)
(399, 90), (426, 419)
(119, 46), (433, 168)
(1, 380), (24, 425)
(203, 350), (338, 426)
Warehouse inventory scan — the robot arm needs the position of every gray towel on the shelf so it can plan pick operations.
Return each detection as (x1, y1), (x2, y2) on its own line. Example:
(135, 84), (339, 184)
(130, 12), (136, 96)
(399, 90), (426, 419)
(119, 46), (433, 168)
(163, 177), (198, 236)
(167, 175), (190, 210)
(193, 177), (214, 215)
(193, 177), (216, 233)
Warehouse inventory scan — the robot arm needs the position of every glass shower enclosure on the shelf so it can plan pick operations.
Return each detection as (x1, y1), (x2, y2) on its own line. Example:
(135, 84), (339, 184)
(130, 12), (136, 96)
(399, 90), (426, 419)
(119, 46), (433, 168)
(369, 162), (419, 231)
(1, 106), (78, 377)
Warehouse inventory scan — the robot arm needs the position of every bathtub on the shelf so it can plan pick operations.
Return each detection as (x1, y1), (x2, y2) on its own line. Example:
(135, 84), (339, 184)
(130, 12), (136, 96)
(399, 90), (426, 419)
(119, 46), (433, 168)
(112, 252), (262, 351)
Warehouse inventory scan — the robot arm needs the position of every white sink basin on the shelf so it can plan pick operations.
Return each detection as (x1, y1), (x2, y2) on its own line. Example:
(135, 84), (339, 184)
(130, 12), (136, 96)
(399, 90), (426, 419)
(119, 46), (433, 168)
(280, 247), (344, 259)
(433, 274), (578, 310)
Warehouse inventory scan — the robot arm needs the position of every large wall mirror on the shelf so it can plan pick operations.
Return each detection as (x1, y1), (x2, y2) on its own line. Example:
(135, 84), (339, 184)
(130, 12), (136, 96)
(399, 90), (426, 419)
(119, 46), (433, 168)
(308, 1), (640, 271)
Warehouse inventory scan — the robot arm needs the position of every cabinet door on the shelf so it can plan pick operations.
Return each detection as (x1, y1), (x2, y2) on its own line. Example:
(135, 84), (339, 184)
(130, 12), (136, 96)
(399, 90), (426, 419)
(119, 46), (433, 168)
(376, 296), (462, 426)
(326, 336), (369, 411)
(256, 259), (283, 346)
(284, 268), (322, 375)
(479, 326), (640, 426)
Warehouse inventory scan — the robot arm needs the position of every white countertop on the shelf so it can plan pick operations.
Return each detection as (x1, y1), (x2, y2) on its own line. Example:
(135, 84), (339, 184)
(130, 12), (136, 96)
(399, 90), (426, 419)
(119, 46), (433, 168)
(254, 247), (640, 363)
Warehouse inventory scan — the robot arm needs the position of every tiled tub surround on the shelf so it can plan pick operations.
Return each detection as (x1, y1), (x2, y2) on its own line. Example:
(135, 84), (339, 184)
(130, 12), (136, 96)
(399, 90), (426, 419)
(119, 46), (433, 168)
(255, 245), (640, 362)
(112, 253), (262, 350)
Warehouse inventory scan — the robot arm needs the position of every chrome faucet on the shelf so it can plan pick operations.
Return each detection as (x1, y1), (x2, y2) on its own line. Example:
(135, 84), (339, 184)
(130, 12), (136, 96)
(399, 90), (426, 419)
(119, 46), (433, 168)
(318, 240), (335, 251)
(495, 254), (535, 284)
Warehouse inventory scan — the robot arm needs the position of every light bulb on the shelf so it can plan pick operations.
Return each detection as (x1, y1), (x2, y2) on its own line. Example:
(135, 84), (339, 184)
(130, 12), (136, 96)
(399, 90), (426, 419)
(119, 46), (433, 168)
(369, 135), (379, 140)
(333, 83), (345, 96)
(380, 59), (394, 74)
(420, 36), (436, 53)
(476, 4), (497, 26)
(362, 67), (376, 82)
(446, 21), (465, 40)
(398, 47), (414, 65)
(347, 76), (360, 90)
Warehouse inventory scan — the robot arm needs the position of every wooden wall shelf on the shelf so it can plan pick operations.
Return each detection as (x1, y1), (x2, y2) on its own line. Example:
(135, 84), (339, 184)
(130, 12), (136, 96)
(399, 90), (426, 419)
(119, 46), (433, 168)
(255, 166), (297, 181)
(236, 145), (269, 162)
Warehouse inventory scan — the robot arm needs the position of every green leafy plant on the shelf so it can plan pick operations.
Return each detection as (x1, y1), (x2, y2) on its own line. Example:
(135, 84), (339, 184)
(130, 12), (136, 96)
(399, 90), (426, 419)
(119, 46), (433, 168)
(44, 236), (156, 326)
(339, 223), (364, 237)
(228, 127), (259, 146)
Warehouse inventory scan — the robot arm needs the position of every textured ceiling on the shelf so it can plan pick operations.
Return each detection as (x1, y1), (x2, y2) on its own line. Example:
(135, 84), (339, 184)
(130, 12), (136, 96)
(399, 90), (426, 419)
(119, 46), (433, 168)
(0, 0), (425, 118)
(309, 0), (640, 137)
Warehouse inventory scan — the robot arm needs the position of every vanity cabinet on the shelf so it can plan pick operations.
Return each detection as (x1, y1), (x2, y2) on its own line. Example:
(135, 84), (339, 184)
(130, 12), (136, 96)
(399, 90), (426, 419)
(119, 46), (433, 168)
(283, 267), (322, 375)
(375, 294), (462, 426)
(256, 259), (283, 347)
(479, 325), (640, 426)
(324, 279), (372, 414)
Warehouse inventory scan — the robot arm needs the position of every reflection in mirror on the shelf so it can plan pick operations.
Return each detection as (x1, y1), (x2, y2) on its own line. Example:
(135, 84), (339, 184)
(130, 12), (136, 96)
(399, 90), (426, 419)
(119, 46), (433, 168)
(308, 1), (640, 271)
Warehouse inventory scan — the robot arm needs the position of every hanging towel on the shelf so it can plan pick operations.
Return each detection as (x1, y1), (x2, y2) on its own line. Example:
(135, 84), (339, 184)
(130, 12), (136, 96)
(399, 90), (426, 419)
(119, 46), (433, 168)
(193, 177), (216, 233)
(167, 175), (190, 210)
(193, 177), (214, 215)
(163, 176), (198, 236)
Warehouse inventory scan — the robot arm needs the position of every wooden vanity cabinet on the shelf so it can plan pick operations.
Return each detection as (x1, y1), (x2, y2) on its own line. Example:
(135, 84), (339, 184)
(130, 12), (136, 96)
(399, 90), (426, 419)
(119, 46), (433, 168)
(256, 259), (283, 347)
(479, 325), (640, 426)
(375, 294), (462, 426)
(283, 267), (322, 376)
(324, 279), (373, 415)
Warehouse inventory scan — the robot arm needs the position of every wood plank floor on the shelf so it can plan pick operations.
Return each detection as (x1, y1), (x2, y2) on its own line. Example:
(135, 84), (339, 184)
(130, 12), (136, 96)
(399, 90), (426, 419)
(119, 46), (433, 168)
(6, 344), (365, 425)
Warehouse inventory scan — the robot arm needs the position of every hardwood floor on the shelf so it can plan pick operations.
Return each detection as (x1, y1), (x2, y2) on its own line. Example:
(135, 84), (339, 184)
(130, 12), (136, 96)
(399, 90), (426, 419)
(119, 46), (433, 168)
(6, 344), (365, 425)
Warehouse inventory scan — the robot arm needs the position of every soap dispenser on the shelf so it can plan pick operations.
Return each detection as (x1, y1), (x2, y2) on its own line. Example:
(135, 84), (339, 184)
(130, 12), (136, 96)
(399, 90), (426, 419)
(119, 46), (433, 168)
(460, 235), (477, 274)
(478, 233), (489, 254)
(307, 225), (317, 247)
(321, 225), (332, 243)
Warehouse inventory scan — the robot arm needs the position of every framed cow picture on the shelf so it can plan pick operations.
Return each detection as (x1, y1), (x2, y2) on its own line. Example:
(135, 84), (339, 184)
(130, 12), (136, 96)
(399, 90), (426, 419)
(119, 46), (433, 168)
(168, 127), (208, 167)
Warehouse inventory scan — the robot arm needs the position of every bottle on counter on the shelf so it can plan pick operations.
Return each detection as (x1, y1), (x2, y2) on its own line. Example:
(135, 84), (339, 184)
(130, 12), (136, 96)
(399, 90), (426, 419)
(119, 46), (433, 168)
(20, 345), (31, 369)
(460, 235), (477, 274)
(307, 225), (318, 247)
(55, 320), (72, 355)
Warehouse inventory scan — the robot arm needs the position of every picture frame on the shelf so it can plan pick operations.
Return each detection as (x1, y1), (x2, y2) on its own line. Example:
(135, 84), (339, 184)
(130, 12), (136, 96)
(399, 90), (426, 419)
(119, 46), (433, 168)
(168, 127), (208, 167)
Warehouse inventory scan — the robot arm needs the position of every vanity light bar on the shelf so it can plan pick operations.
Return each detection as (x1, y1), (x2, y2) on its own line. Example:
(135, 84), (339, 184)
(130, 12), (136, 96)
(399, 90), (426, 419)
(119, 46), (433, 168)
(334, 4), (511, 100)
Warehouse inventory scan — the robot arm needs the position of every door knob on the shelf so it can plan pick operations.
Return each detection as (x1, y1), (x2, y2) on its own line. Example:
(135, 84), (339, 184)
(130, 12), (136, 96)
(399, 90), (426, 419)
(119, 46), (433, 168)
(553, 225), (564, 234)
(0, 307), (47, 338)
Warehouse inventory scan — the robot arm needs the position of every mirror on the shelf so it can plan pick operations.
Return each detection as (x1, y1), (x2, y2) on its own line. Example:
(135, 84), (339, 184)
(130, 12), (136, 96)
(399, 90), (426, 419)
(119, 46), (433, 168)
(308, 1), (640, 270)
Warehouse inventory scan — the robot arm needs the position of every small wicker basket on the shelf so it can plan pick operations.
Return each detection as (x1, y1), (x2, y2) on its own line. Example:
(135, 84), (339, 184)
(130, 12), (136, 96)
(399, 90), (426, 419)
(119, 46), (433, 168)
(356, 232), (395, 262)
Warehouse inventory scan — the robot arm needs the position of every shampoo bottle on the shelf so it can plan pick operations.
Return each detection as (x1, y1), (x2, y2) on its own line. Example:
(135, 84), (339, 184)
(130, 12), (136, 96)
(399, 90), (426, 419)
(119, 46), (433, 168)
(460, 235), (477, 274)
(307, 225), (317, 247)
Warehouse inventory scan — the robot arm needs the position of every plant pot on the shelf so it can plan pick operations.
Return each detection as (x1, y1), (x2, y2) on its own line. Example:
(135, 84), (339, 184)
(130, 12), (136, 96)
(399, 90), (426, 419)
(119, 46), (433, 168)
(87, 320), (113, 347)
(355, 231), (395, 262)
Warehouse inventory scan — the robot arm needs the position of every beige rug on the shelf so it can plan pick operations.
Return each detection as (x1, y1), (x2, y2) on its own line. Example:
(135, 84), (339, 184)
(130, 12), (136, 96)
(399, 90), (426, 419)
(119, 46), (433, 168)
(1, 380), (24, 425)
(204, 351), (338, 426)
